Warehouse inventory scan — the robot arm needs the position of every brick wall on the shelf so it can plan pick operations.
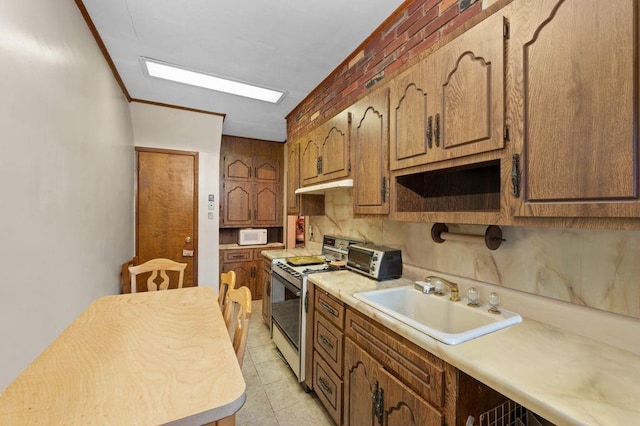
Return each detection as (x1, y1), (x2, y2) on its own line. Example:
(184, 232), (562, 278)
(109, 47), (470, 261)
(286, 0), (484, 140)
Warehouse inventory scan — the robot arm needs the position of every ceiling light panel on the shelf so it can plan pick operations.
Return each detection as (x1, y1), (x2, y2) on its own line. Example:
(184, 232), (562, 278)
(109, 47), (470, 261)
(141, 58), (286, 104)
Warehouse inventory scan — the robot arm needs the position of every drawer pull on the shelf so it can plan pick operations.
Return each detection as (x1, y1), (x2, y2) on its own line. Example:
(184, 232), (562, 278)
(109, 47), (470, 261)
(319, 335), (334, 350)
(231, 254), (246, 259)
(318, 377), (333, 396)
(320, 301), (338, 317)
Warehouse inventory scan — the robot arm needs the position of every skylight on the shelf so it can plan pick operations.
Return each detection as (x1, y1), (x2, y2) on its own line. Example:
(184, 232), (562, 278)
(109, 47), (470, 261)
(141, 58), (286, 104)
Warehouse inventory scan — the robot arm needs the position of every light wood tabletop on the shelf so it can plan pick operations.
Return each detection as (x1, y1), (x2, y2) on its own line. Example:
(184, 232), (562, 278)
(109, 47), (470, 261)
(0, 286), (246, 425)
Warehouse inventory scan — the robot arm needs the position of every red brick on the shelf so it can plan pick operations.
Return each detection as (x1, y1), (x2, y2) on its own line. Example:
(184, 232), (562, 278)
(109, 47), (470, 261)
(440, 1), (482, 37)
(408, 31), (440, 59)
(382, 10), (408, 39)
(384, 32), (409, 57)
(439, 0), (458, 13)
(423, 3), (459, 37)
(403, 5), (440, 38)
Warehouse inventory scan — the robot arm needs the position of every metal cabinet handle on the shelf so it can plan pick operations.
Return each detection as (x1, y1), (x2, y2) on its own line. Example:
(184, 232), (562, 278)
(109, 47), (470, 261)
(320, 301), (338, 317)
(434, 113), (440, 147)
(318, 377), (333, 395)
(319, 335), (334, 350)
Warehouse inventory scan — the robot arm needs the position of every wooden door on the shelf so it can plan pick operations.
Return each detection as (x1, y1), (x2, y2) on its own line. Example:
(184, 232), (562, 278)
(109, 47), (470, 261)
(136, 148), (198, 288)
(221, 181), (253, 226)
(389, 60), (434, 170)
(433, 12), (505, 162)
(352, 88), (390, 215)
(286, 140), (300, 215)
(254, 182), (280, 226)
(511, 0), (639, 217)
(319, 110), (351, 182)
(379, 368), (442, 426)
(344, 338), (379, 426)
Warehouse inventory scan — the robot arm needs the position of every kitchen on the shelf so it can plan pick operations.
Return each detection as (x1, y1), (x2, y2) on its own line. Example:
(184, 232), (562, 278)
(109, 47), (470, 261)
(2, 0), (640, 425)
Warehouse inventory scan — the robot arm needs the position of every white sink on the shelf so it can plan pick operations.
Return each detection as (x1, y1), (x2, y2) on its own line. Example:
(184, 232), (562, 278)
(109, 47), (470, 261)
(353, 286), (522, 345)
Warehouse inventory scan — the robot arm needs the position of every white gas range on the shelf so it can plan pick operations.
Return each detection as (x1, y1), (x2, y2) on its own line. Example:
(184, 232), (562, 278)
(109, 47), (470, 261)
(270, 235), (363, 385)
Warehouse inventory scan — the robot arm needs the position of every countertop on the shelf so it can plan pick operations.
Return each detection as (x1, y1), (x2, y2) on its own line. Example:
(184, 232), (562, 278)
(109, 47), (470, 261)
(260, 247), (321, 260)
(308, 270), (640, 426)
(220, 242), (285, 250)
(0, 287), (245, 425)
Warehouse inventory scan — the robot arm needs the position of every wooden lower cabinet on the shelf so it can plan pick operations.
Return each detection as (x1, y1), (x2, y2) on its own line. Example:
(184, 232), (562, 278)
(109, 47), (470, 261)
(219, 248), (267, 301)
(261, 257), (272, 326)
(344, 338), (441, 426)
(342, 307), (507, 426)
(313, 288), (346, 424)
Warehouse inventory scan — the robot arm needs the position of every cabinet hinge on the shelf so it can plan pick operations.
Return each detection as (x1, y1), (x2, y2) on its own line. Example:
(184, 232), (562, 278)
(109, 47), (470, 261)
(503, 21), (510, 39)
(348, 160), (351, 173)
(511, 153), (521, 198)
(372, 381), (384, 426)
(381, 178), (387, 203)
(348, 112), (352, 124)
(504, 125), (510, 142)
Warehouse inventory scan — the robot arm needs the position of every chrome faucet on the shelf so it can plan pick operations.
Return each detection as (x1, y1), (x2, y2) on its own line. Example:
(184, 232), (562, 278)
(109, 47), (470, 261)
(426, 276), (460, 302)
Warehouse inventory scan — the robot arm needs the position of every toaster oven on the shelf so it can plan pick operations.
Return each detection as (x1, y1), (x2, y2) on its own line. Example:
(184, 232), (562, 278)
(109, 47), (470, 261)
(346, 244), (402, 281)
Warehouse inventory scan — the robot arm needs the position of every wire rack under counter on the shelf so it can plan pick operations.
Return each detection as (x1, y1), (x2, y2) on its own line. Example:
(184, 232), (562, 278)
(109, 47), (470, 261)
(478, 399), (555, 426)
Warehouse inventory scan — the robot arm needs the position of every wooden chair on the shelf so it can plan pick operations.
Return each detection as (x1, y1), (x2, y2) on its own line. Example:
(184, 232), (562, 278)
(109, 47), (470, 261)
(128, 258), (187, 293)
(219, 270), (236, 308)
(225, 286), (252, 367)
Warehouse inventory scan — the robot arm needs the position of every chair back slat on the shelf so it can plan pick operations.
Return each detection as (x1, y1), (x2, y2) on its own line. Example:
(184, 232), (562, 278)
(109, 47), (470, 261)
(128, 258), (187, 293)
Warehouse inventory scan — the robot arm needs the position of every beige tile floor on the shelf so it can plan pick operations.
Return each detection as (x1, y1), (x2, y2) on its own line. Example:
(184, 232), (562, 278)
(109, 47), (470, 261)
(236, 301), (334, 426)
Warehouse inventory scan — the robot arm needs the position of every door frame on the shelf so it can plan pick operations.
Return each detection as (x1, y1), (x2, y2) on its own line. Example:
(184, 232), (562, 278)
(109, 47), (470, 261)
(135, 147), (199, 286)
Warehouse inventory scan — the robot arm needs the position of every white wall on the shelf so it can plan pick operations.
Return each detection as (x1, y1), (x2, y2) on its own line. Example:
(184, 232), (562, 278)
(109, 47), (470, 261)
(0, 1), (135, 390)
(129, 102), (223, 289)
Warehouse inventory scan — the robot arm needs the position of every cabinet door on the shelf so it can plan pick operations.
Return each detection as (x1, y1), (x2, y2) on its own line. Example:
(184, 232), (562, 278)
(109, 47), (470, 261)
(261, 261), (271, 326)
(221, 261), (252, 292)
(344, 338), (379, 426)
(511, 0), (639, 217)
(351, 88), (390, 214)
(221, 181), (253, 226)
(300, 133), (321, 186)
(222, 137), (253, 180)
(254, 182), (280, 226)
(286, 140), (300, 215)
(319, 109), (351, 182)
(253, 143), (280, 183)
(379, 368), (442, 426)
(389, 60), (434, 170)
(432, 12), (505, 162)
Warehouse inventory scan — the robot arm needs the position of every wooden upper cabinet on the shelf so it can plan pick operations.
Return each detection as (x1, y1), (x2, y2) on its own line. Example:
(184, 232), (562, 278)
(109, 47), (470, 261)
(300, 133), (321, 186)
(299, 109), (351, 186)
(220, 135), (283, 227)
(351, 88), (390, 215)
(510, 0), (639, 217)
(221, 181), (253, 226)
(433, 12), (505, 161)
(319, 109), (351, 181)
(390, 13), (505, 171)
(389, 62), (433, 170)
(286, 140), (300, 215)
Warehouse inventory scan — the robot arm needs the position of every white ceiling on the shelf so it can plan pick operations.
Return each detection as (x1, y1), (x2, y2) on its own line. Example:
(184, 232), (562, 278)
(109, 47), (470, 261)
(81, 0), (405, 142)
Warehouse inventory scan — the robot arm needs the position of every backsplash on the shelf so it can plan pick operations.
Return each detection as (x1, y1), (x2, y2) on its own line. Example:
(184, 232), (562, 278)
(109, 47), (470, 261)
(307, 189), (640, 320)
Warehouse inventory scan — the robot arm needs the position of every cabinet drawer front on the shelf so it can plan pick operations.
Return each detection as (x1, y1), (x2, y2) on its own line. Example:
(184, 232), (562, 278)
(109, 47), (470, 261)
(345, 308), (445, 409)
(314, 313), (343, 375)
(315, 290), (345, 329)
(313, 351), (343, 425)
(222, 249), (253, 262)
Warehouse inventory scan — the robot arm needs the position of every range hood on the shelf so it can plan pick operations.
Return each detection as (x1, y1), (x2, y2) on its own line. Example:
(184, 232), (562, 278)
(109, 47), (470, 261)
(294, 179), (353, 195)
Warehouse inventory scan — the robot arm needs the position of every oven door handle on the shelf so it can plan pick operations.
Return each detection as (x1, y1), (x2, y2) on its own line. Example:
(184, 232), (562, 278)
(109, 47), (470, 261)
(273, 274), (302, 297)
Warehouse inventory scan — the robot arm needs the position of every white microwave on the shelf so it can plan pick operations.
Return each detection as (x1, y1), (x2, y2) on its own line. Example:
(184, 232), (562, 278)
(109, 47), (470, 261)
(238, 228), (268, 246)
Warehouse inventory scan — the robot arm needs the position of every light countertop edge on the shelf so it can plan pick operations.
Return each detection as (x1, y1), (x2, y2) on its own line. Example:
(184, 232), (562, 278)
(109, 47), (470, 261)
(308, 270), (640, 426)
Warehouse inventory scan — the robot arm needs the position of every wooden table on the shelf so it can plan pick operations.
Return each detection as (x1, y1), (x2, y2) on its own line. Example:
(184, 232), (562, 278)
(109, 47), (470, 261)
(0, 287), (245, 425)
